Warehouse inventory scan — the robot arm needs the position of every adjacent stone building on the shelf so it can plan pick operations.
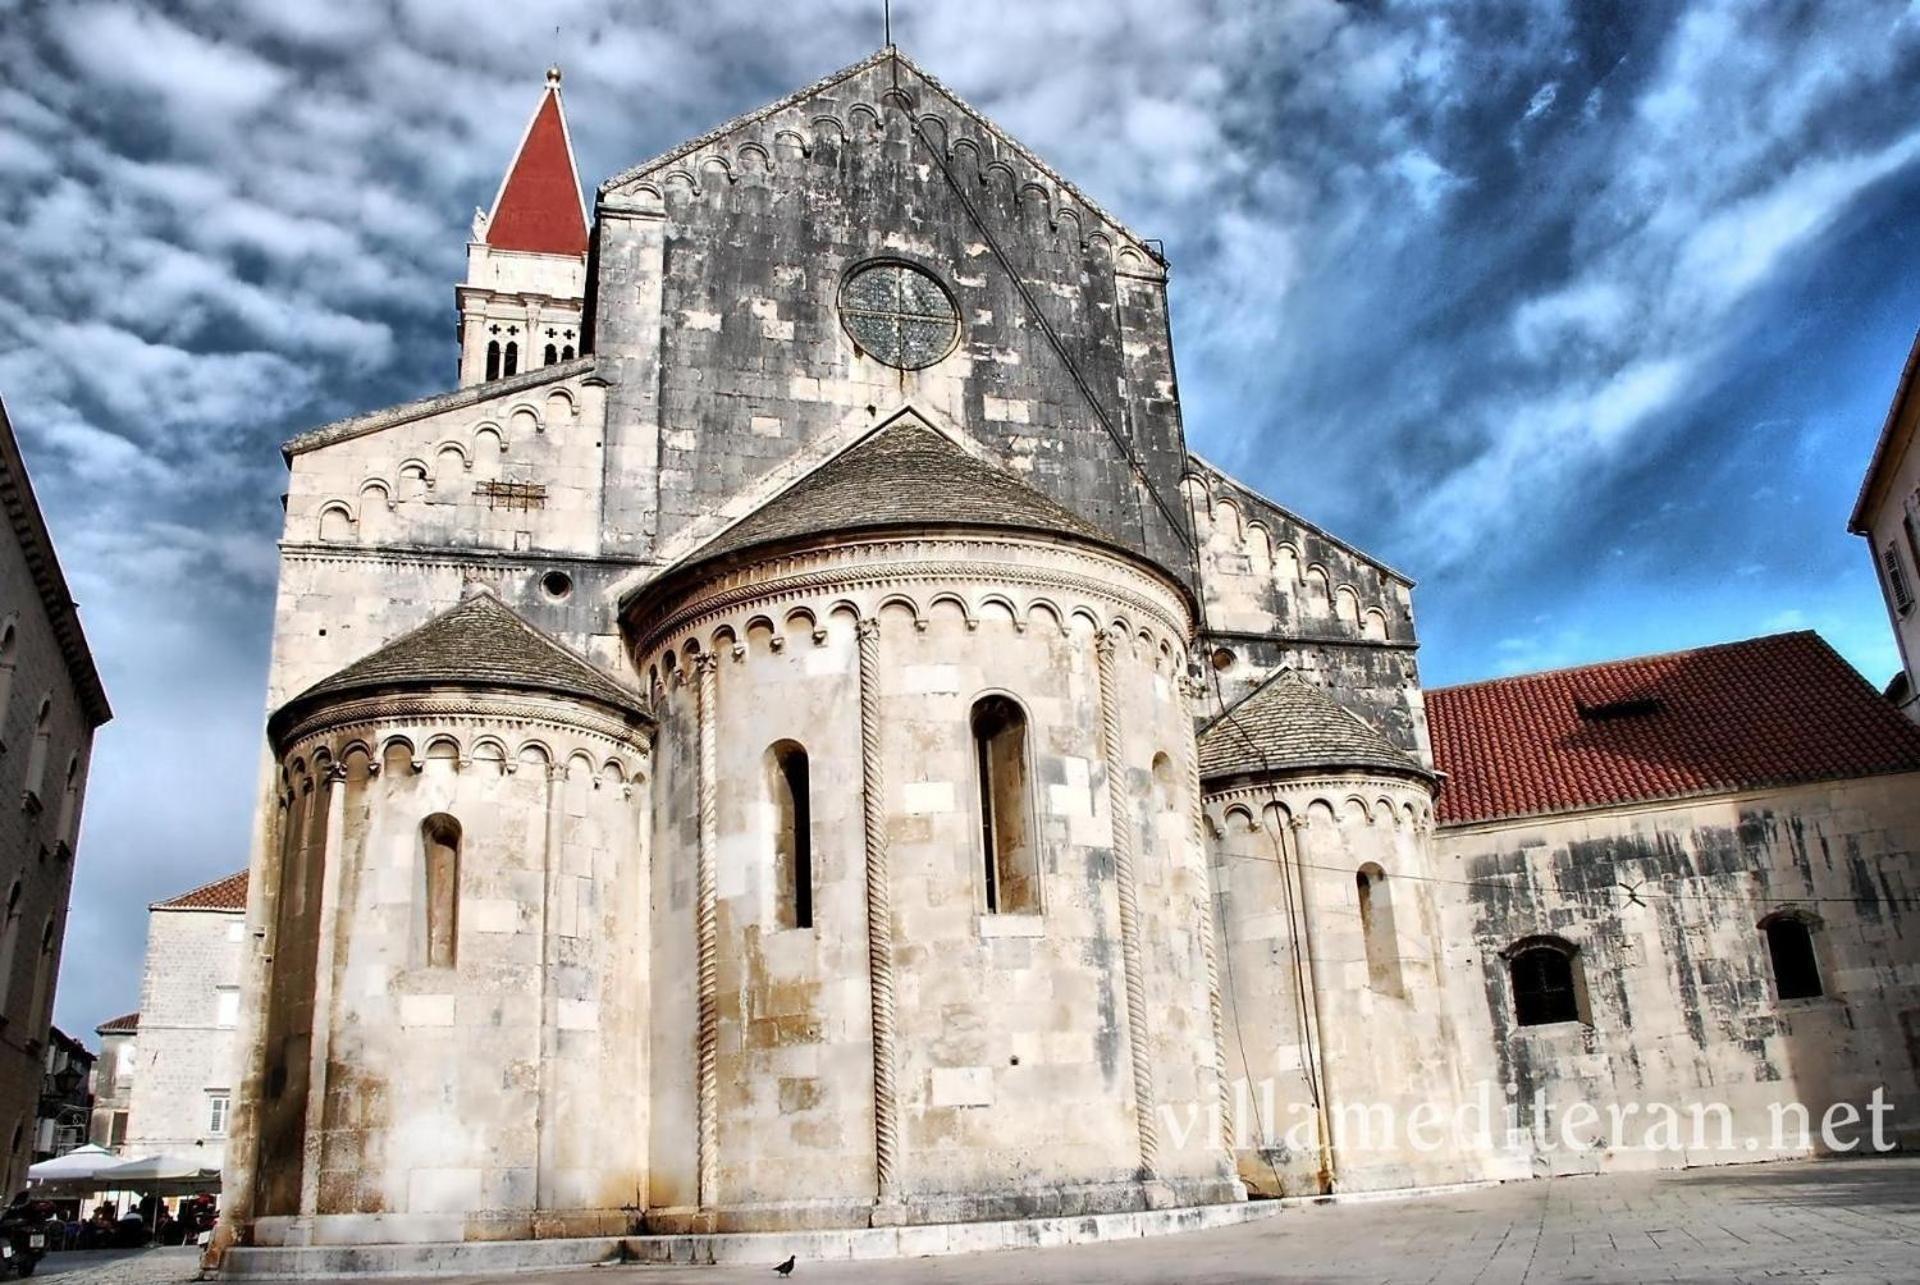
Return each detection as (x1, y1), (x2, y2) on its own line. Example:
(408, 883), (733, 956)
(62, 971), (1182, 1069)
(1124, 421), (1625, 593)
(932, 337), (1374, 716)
(0, 394), (112, 1197)
(1852, 329), (1920, 721)
(1428, 633), (1920, 1177)
(216, 47), (1920, 1255)
(90, 1011), (137, 1153)
(113, 872), (250, 1171)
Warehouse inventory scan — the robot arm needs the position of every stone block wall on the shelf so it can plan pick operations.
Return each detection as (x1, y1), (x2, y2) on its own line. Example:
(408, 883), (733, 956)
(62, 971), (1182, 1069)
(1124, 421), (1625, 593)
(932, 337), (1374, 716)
(125, 906), (245, 1166)
(0, 488), (100, 1195)
(636, 532), (1235, 1229)
(1438, 771), (1920, 1175)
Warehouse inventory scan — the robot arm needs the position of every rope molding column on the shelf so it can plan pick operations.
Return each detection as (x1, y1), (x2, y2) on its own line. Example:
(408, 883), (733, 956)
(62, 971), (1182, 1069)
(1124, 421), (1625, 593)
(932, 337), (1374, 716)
(694, 653), (721, 1210)
(856, 618), (902, 1205)
(1183, 674), (1234, 1158)
(1095, 626), (1158, 1180)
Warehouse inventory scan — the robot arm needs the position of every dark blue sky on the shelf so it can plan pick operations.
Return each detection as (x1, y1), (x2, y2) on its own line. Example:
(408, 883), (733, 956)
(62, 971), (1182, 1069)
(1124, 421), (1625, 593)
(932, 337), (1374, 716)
(1, 0), (1915, 1036)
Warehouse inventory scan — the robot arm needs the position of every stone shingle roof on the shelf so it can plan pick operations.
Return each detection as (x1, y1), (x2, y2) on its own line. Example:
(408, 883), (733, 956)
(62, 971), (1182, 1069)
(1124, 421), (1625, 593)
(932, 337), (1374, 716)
(270, 591), (648, 742)
(153, 870), (248, 911)
(1427, 631), (1920, 826)
(686, 421), (1112, 571)
(1198, 670), (1429, 783)
(96, 1012), (138, 1034)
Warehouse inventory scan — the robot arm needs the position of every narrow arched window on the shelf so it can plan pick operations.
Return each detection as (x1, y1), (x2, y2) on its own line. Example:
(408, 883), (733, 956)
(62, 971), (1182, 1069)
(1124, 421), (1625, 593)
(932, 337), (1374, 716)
(972, 695), (1038, 914)
(769, 742), (812, 929)
(503, 342), (519, 377)
(1356, 864), (1402, 995)
(421, 814), (461, 968)
(1507, 936), (1584, 1026)
(0, 622), (15, 735)
(23, 698), (50, 807)
(544, 343), (558, 366)
(561, 345), (575, 361)
(0, 880), (21, 1009)
(485, 341), (501, 381)
(28, 916), (55, 1035)
(54, 754), (82, 855)
(1763, 914), (1822, 999)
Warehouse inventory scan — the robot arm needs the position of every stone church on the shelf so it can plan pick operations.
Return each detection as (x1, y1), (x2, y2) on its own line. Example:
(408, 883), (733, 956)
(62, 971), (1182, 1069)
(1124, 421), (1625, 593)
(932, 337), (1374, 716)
(220, 48), (1920, 1254)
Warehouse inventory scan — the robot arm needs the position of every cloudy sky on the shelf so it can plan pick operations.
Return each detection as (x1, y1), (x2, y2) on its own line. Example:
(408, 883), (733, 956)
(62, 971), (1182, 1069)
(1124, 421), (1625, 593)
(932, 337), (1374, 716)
(4, 0), (1918, 1039)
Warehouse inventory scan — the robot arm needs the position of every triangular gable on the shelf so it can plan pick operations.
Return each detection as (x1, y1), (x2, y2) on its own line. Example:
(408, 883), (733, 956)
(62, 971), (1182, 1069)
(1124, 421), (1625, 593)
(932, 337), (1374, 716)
(484, 73), (589, 256)
(601, 47), (1158, 267)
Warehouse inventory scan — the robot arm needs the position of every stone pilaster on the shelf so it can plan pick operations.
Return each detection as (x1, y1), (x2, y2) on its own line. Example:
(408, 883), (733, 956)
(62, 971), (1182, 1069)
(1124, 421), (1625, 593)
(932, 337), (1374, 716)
(1289, 815), (1338, 1191)
(1094, 627), (1157, 1182)
(694, 653), (720, 1210)
(856, 618), (901, 1209)
(297, 762), (349, 1223)
(1183, 675), (1234, 1158)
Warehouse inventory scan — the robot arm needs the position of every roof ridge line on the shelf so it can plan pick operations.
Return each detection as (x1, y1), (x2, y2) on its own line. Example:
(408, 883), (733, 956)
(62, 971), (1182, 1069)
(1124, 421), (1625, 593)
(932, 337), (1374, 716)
(1428, 629), (1824, 695)
(601, 47), (894, 193)
(1187, 453), (1413, 586)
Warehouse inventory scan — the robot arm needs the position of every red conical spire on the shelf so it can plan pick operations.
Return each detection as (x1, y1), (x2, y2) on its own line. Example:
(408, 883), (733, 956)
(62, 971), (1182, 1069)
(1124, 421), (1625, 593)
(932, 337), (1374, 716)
(483, 67), (589, 256)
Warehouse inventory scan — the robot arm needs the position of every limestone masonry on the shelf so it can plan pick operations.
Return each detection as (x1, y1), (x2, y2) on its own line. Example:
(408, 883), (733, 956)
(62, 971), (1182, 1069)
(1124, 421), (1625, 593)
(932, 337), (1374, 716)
(217, 49), (1920, 1255)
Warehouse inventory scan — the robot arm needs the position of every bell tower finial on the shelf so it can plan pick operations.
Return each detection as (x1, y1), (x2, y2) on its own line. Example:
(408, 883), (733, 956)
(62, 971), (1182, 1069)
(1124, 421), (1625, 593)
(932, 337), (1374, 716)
(546, 65), (562, 88)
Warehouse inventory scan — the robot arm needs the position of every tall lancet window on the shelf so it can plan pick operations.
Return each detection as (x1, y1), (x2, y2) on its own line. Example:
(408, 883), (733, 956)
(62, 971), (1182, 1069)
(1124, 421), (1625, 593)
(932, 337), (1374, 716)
(503, 342), (519, 378)
(485, 341), (501, 381)
(421, 814), (462, 969)
(1356, 864), (1402, 996)
(769, 742), (813, 930)
(972, 695), (1039, 914)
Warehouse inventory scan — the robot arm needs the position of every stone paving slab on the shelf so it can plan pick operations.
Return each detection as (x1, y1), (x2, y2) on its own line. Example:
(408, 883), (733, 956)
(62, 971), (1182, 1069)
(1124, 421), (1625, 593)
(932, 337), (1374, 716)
(361, 1157), (1920, 1285)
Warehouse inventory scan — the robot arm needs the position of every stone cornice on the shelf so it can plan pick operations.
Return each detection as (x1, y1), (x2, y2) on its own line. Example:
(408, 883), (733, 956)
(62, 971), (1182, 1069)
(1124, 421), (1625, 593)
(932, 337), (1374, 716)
(627, 532), (1191, 663)
(0, 397), (111, 727)
(272, 687), (654, 757)
(283, 358), (596, 459)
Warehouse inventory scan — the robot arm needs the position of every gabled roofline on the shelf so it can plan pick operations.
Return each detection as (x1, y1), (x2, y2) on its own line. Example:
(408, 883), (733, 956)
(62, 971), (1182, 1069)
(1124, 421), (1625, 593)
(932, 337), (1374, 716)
(0, 395), (112, 727)
(1849, 328), (1920, 534)
(602, 47), (893, 194)
(483, 71), (591, 251)
(282, 357), (594, 460)
(1187, 453), (1414, 587)
(150, 869), (249, 912)
(599, 47), (1155, 255)
(1424, 628), (1828, 697)
(1197, 664), (1435, 783)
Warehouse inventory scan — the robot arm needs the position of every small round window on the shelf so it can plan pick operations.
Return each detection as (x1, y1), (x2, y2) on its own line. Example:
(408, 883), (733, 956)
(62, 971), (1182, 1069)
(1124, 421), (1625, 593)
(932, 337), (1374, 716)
(838, 261), (959, 369)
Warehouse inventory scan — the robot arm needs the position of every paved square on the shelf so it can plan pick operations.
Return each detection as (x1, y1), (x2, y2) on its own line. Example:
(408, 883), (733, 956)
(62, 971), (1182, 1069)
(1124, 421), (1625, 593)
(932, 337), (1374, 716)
(38, 1158), (1920, 1284)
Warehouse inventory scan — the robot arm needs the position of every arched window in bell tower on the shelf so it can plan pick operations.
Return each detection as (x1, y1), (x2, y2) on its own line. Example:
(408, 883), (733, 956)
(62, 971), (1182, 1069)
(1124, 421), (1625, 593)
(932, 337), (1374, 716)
(544, 343), (558, 366)
(503, 342), (519, 378)
(485, 341), (501, 382)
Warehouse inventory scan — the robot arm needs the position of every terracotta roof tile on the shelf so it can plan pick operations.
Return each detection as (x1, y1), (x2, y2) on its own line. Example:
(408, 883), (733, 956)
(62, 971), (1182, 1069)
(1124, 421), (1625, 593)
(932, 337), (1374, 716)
(153, 870), (249, 911)
(1427, 632), (1920, 826)
(485, 81), (588, 256)
(1199, 671), (1430, 783)
(96, 1012), (138, 1034)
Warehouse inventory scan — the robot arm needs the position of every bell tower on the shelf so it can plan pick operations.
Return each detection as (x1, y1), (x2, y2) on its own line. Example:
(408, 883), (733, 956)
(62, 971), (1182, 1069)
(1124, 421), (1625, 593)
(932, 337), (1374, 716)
(455, 67), (589, 386)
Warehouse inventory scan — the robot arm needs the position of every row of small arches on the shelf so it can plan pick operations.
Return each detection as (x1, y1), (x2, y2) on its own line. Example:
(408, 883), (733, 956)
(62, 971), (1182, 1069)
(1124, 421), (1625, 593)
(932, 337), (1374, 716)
(1210, 794), (1433, 836)
(314, 388), (579, 541)
(1185, 477), (1393, 640)
(280, 734), (638, 795)
(644, 594), (1189, 692)
(610, 103), (1154, 274)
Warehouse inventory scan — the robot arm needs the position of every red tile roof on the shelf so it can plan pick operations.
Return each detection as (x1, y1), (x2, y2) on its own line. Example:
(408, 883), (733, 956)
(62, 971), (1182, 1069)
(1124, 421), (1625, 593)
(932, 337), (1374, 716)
(152, 870), (249, 911)
(484, 76), (588, 256)
(1427, 632), (1920, 827)
(96, 1012), (138, 1034)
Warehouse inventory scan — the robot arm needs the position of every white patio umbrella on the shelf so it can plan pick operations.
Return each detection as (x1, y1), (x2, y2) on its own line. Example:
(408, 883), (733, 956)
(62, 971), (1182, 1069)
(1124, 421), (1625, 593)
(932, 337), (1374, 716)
(25, 1143), (121, 1195)
(95, 1153), (222, 1197)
